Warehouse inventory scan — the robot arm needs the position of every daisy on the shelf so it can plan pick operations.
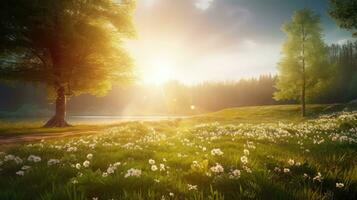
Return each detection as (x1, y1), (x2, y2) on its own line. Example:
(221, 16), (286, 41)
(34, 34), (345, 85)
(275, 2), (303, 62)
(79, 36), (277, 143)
(47, 159), (60, 166)
(83, 160), (90, 168)
(288, 159), (295, 166)
(151, 165), (158, 171)
(149, 159), (155, 165)
(86, 154), (93, 160)
(211, 148), (224, 156)
(75, 163), (81, 169)
(16, 170), (25, 176)
(187, 184), (198, 191)
(240, 156), (248, 165)
(243, 149), (250, 156)
(336, 182), (344, 188)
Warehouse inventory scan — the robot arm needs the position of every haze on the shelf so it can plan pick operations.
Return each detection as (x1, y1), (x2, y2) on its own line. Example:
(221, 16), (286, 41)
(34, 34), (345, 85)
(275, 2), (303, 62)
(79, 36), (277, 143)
(126, 0), (351, 84)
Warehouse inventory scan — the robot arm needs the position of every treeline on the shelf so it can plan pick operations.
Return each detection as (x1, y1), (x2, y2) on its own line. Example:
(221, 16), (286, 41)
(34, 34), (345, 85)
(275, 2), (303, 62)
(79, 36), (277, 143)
(190, 75), (277, 111)
(161, 75), (277, 114)
(0, 40), (356, 116)
(68, 75), (277, 115)
(0, 75), (277, 116)
(319, 40), (357, 103)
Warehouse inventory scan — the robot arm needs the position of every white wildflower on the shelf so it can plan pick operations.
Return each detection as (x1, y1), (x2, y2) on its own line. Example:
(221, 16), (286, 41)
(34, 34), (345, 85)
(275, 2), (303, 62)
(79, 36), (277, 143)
(336, 182), (344, 188)
(151, 165), (158, 171)
(27, 155), (41, 163)
(159, 163), (166, 171)
(187, 184), (198, 191)
(124, 168), (142, 178)
(107, 166), (115, 174)
(240, 156), (248, 165)
(288, 159), (295, 166)
(211, 148), (224, 156)
(4, 154), (15, 161)
(21, 165), (31, 170)
(313, 172), (323, 182)
(229, 169), (241, 179)
(113, 162), (121, 167)
(75, 163), (81, 169)
(83, 160), (90, 168)
(47, 159), (60, 166)
(149, 159), (155, 165)
(16, 170), (25, 176)
(14, 157), (23, 164)
(243, 149), (250, 156)
(86, 153), (93, 160)
(210, 163), (224, 173)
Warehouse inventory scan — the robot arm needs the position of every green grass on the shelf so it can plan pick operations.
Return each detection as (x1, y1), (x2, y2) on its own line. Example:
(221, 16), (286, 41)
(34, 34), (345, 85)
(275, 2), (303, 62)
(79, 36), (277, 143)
(195, 104), (350, 123)
(0, 104), (353, 137)
(0, 121), (126, 137)
(0, 104), (357, 199)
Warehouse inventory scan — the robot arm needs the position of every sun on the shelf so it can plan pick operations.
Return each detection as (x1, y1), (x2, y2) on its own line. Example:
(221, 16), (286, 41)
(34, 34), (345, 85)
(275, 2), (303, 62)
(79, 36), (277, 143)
(142, 55), (176, 85)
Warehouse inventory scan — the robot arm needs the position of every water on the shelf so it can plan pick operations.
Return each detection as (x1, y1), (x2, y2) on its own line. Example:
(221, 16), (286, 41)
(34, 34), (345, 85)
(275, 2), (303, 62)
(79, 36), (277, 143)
(0, 115), (189, 124)
(69, 115), (189, 124)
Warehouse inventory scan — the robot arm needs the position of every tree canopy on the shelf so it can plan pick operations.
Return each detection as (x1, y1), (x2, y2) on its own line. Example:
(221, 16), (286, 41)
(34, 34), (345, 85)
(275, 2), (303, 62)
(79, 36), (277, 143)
(0, 0), (136, 126)
(274, 9), (331, 116)
(329, 0), (357, 37)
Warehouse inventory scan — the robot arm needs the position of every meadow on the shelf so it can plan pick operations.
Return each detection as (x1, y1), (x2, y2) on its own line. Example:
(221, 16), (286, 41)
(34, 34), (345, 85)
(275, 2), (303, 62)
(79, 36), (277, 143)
(0, 105), (356, 200)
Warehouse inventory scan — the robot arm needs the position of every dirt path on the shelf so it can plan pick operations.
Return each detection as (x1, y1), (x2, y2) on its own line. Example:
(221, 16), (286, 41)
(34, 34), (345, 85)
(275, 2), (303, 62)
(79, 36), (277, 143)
(0, 130), (99, 145)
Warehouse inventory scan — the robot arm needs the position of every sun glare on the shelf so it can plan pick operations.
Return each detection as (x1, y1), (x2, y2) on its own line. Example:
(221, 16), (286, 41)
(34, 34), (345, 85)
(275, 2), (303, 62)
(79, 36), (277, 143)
(142, 55), (176, 85)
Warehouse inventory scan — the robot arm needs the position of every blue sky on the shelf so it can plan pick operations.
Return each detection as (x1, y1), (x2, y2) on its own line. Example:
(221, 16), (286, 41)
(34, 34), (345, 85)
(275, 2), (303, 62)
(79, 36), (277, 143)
(126, 0), (353, 84)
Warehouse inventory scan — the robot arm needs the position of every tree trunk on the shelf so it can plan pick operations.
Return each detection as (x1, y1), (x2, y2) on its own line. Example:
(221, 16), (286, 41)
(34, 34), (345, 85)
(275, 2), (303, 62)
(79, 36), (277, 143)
(43, 86), (71, 127)
(302, 46), (306, 117)
(301, 22), (306, 117)
(301, 75), (306, 117)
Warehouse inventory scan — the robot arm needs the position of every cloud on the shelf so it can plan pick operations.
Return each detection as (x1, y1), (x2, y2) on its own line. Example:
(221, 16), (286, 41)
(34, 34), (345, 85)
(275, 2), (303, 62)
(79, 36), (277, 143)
(136, 0), (254, 53)
(129, 0), (349, 83)
(129, 0), (278, 83)
(195, 0), (215, 10)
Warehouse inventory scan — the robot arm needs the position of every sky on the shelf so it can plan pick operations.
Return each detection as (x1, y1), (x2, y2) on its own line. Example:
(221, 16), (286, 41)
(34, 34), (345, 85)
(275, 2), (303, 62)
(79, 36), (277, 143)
(125, 0), (353, 84)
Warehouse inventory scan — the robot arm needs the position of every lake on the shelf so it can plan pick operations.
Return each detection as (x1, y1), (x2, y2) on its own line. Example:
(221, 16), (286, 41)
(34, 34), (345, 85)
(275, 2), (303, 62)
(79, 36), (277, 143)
(0, 115), (190, 124)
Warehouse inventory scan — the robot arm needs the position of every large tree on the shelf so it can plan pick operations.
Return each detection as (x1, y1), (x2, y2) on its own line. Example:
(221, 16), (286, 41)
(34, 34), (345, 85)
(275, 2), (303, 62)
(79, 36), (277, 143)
(329, 0), (357, 37)
(274, 9), (331, 117)
(0, 0), (136, 127)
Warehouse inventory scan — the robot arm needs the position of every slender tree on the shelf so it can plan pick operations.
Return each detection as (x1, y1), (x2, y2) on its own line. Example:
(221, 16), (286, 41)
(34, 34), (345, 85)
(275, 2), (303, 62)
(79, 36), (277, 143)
(329, 0), (357, 37)
(274, 9), (330, 117)
(0, 0), (136, 127)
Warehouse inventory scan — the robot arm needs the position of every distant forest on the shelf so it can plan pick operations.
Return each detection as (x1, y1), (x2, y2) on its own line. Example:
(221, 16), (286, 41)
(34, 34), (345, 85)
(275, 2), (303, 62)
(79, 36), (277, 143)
(0, 40), (356, 116)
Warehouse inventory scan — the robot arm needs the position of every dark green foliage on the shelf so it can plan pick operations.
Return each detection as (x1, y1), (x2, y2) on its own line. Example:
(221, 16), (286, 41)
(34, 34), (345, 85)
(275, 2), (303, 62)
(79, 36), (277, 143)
(317, 40), (357, 103)
(329, 0), (357, 37)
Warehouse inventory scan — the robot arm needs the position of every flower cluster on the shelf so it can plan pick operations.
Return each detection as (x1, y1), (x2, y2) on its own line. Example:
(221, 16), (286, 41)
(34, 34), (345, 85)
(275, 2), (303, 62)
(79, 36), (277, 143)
(211, 148), (224, 156)
(124, 168), (142, 178)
